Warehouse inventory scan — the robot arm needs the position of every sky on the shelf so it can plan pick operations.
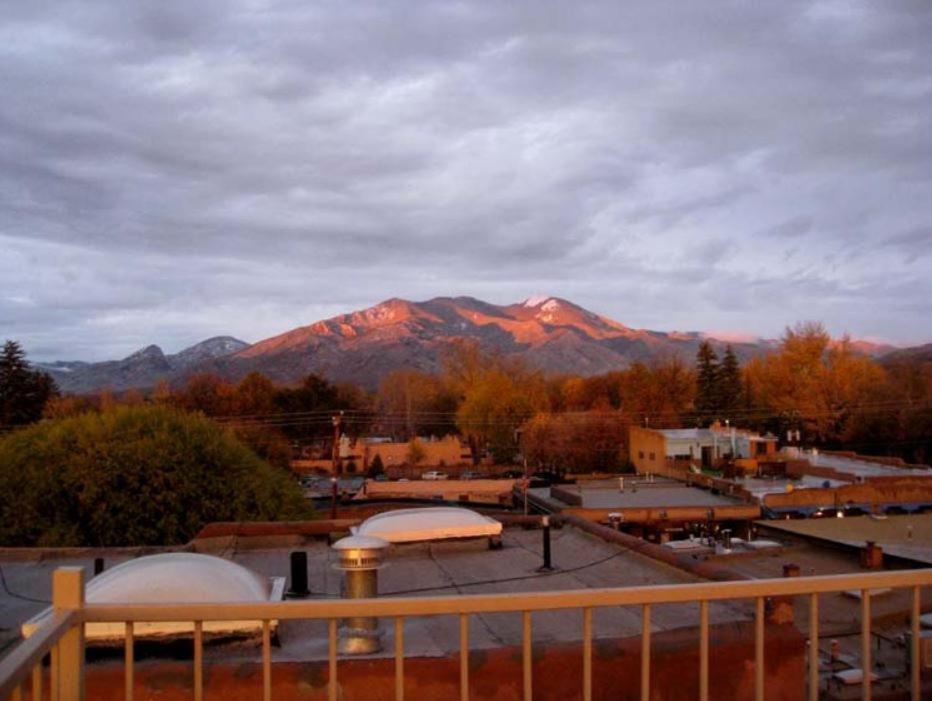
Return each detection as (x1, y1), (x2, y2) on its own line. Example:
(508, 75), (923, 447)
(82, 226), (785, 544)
(2, 1), (931, 361)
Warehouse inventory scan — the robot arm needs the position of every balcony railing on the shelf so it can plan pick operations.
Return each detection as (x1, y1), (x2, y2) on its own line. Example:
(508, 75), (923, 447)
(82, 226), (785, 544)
(0, 567), (928, 701)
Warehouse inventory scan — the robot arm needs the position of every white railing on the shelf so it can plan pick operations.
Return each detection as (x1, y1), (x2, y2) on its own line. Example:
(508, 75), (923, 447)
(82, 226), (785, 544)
(1, 567), (929, 701)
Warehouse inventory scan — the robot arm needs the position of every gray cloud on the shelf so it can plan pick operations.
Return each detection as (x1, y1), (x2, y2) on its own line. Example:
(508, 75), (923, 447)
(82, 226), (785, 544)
(1, 0), (931, 360)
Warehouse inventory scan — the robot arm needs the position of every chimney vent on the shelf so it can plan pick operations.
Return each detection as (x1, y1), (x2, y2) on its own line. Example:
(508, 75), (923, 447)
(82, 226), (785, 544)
(332, 535), (390, 654)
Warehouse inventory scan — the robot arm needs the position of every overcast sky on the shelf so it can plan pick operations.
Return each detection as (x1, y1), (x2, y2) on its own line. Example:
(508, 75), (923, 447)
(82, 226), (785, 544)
(2, 1), (931, 361)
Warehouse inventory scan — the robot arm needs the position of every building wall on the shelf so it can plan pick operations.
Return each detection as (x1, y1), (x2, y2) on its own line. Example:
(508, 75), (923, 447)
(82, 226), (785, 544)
(364, 435), (471, 470)
(79, 620), (805, 700)
(628, 427), (667, 473)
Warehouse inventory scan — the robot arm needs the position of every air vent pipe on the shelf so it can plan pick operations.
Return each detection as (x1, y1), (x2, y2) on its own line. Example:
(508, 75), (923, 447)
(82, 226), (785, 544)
(332, 535), (389, 654)
(286, 551), (309, 598)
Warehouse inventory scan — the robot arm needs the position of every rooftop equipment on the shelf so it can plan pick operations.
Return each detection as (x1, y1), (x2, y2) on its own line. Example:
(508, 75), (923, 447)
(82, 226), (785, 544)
(332, 535), (389, 654)
(22, 553), (285, 643)
(286, 551), (310, 598)
(353, 506), (502, 545)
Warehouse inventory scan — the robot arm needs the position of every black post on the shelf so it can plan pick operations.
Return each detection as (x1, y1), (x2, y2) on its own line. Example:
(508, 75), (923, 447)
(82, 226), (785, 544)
(538, 515), (553, 572)
(330, 477), (338, 520)
(286, 551), (310, 598)
(93, 557), (104, 575)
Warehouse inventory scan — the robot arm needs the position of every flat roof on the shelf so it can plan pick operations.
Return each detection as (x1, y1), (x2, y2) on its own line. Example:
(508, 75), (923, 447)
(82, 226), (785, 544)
(658, 429), (708, 440)
(710, 528), (921, 633)
(729, 475), (848, 498)
(758, 513), (932, 565)
(804, 452), (931, 479)
(538, 478), (744, 510)
(0, 525), (750, 663)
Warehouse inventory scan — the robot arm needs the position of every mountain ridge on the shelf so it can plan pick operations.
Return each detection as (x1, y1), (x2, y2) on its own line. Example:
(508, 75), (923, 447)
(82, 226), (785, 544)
(36, 297), (903, 393)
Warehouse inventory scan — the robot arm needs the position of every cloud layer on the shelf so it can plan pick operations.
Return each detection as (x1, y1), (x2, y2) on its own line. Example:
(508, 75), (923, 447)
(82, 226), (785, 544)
(2, 1), (930, 360)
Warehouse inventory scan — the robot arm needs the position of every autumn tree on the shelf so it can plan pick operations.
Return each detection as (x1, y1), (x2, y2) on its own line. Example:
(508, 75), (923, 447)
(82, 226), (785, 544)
(233, 371), (277, 416)
(743, 323), (893, 445)
(175, 373), (236, 416)
(405, 437), (427, 465)
(445, 343), (548, 463)
(377, 369), (457, 439)
(616, 356), (695, 427)
(521, 409), (628, 473)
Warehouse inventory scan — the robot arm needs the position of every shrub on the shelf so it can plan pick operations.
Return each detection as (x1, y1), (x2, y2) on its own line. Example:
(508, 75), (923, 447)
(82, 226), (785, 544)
(0, 405), (311, 546)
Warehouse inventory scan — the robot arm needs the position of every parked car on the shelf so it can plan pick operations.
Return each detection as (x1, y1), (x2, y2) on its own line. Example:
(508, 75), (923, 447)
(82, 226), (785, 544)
(422, 471), (449, 481)
(499, 469), (524, 479)
(460, 471), (481, 480)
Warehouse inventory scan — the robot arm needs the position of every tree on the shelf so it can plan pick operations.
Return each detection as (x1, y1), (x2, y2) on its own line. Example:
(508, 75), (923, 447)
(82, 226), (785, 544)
(367, 453), (385, 478)
(455, 366), (547, 464)
(377, 370), (457, 439)
(405, 437), (427, 465)
(743, 322), (887, 444)
(0, 405), (311, 547)
(718, 345), (742, 418)
(233, 371), (277, 416)
(694, 341), (719, 422)
(520, 409), (627, 473)
(617, 357), (695, 427)
(176, 373), (235, 416)
(0, 341), (58, 428)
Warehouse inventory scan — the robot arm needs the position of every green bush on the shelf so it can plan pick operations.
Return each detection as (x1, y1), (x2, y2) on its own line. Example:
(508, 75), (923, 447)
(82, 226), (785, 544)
(0, 405), (311, 547)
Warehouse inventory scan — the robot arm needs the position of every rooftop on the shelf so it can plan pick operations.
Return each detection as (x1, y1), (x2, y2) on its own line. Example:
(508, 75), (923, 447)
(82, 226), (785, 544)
(804, 451), (931, 480)
(0, 524), (752, 663)
(535, 477), (745, 510)
(759, 513), (932, 566)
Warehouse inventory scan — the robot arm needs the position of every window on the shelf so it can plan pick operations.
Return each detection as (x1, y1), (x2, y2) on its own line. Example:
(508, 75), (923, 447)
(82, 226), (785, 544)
(649, 452), (656, 461)
(638, 451), (644, 460)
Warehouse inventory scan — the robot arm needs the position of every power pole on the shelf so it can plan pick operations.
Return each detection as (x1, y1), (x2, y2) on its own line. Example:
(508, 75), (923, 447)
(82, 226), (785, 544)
(332, 412), (344, 477)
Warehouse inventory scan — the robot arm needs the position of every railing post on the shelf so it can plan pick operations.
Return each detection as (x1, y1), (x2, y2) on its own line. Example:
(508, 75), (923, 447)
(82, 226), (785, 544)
(699, 600), (709, 701)
(911, 586), (920, 701)
(52, 567), (85, 701)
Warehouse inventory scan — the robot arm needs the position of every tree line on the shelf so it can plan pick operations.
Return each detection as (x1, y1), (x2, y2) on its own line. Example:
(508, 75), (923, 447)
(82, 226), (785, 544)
(4, 324), (931, 472)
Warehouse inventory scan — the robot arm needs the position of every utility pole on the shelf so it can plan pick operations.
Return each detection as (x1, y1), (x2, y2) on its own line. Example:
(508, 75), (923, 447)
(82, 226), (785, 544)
(332, 412), (344, 477)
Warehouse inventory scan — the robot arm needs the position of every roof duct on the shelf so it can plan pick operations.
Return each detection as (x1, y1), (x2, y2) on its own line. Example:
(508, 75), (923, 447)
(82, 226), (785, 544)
(332, 535), (389, 654)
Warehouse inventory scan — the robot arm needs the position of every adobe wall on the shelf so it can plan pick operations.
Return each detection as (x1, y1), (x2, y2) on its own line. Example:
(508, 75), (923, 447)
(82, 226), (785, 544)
(361, 479), (514, 504)
(628, 427), (667, 474)
(763, 479), (932, 510)
(79, 620), (805, 700)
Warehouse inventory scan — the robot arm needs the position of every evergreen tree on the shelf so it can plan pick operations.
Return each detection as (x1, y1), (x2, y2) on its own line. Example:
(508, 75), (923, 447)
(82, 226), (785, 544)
(694, 341), (720, 423)
(367, 453), (385, 478)
(0, 341), (58, 428)
(719, 345), (742, 418)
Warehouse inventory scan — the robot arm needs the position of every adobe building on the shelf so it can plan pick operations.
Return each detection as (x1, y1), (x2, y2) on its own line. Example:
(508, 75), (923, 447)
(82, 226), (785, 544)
(357, 434), (473, 474)
(629, 422), (778, 474)
(291, 434), (473, 476)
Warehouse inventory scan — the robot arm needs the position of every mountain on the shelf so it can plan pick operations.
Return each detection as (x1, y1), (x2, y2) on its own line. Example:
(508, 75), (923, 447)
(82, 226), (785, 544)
(38, 336), (248, 394)
(202, 296), (776, 388)
(38, 297), (908, 393)
(880, 342), (932, 366)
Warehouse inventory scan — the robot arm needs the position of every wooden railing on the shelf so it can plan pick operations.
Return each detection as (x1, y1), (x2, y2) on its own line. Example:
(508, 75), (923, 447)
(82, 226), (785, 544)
(1, 567), (929, 701)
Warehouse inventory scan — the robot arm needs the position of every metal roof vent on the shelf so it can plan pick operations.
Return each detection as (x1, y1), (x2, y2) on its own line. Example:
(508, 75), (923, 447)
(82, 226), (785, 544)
(333, 535), (390, 571)
(331, 535), (390, 654)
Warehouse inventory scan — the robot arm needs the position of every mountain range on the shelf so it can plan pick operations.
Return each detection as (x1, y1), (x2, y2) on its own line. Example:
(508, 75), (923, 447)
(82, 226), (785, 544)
(36, 296), (902, 394)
